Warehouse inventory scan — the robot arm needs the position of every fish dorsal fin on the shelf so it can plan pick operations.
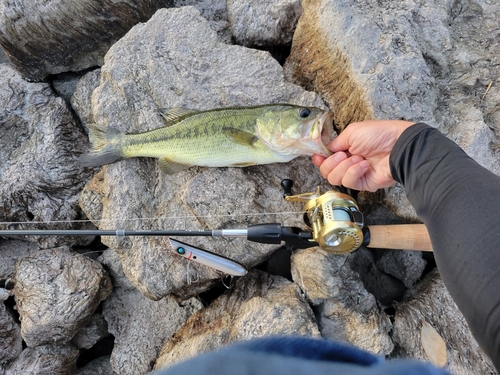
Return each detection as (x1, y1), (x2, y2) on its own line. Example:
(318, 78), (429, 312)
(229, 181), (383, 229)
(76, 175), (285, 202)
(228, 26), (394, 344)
(223, 128), (259, 148)
(158, 108), (199, 126)
(158, 157), (192, 174)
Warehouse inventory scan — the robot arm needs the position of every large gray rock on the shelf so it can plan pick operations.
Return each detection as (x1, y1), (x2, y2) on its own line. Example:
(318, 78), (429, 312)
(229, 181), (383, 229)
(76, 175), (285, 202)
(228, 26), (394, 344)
(284, 0), (500, 219)
(376, 249), (426, 289)
(70, 69), (101, 129)
(0, 48), (10, 65)
(77, 6), (329, 301)
(0, 290), (22, 365)
(97, 249), (136, 291)
(154, 270), (320, 370)
(175, 0), (232, 43)
(226, 0), (302, 47)
(71, 313), (110, 350)
(0, 64), (94, 248)
(349, 247), (407, 306)
(0, 240), (38, 280)
(97, 249), (202, 374)
(103, 288), (202, 375)
(14, 248), (112, 347)
(393, 270), (496, 374)
(99, 245), (202, 375)
(0, 0), (173, 81)
(76, 356), (117, 375)
(291, 248), (393, 356)
(3, 344), (79, 375)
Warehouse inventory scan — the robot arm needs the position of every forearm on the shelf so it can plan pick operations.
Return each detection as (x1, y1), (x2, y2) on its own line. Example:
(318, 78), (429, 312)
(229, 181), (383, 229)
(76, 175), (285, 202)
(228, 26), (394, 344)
(390, 123), (500, 369)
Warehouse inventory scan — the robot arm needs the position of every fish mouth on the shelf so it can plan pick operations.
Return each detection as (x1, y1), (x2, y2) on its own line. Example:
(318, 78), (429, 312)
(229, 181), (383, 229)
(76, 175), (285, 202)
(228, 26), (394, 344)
(316, 110), (334, 156)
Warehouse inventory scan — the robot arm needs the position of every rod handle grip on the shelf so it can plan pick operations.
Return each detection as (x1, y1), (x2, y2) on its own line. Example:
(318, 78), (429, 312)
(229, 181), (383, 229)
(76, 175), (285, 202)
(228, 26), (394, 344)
(366, 224), (432, 252)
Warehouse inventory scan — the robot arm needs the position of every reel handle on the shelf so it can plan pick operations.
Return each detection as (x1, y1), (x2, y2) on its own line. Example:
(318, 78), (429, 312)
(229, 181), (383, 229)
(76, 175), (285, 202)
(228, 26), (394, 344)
(366, 224), (432, 252)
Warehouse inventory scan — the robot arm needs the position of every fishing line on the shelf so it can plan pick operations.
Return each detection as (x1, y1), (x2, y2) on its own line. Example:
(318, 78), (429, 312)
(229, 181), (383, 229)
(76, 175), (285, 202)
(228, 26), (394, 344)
(0, 211), (306, 228)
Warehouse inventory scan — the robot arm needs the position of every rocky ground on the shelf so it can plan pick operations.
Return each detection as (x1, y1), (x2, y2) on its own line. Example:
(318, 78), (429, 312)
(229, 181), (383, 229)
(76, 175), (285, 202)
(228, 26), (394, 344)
(0, 0), (499, 374)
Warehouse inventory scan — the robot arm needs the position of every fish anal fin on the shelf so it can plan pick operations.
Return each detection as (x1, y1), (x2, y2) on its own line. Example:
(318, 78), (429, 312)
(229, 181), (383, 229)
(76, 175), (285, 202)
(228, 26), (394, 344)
(158, 157), (192, 174)
(223, 128), (259, 148)
(158, 108), (199, 126)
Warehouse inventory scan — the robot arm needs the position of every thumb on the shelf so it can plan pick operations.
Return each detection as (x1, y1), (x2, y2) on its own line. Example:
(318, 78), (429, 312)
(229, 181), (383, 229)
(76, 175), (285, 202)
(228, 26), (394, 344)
(327, 128), (353, 152)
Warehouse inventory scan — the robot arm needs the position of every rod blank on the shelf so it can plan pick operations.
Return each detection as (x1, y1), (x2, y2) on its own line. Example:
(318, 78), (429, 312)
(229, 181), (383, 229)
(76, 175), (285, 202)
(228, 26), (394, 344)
(0, 229), (215, 237)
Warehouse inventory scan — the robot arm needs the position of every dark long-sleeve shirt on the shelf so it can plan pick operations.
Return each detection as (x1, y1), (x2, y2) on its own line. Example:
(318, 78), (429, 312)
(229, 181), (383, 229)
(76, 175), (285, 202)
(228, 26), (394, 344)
(390, 123), (500, 369)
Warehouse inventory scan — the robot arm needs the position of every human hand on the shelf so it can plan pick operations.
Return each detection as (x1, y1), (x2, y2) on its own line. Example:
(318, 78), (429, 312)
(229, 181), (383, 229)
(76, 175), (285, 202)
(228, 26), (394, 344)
(313, 120), (415, 191)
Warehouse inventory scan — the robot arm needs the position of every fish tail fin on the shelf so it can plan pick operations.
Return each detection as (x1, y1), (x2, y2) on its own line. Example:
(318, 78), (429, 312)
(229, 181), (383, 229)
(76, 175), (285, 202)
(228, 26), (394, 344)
(79, 124), (124, 167)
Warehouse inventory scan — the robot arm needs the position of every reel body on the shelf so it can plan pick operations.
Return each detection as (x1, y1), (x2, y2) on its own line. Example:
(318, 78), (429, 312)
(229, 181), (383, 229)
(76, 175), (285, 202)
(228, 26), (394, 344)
(286, 189), (364, 254)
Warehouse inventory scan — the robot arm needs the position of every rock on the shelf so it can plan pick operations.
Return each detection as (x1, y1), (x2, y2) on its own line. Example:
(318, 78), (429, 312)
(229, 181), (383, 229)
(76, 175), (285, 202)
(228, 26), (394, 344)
(76, 356), (117, 375)
(356, 204), (427, 291)
(174, 0), (232, 44)
(154, 270), (319, 370)
(420, 320), (447, 368)
(376, 249), (426, 289)
(226, 0), (302, 47)
(291, 248), (393, 356)
(52, 72), (88, 103)
(349, 247), (407, 306)
(78, 6), (330, 300)
(97, 245), (203, 374)
(392, 269), (496, 374)
(0, 240), (38, 280)
(71, 314), (110, 350)
(97, 249), (136, 292)
(0, 0), (173, 81)
(103, 287), (203, 375)
(0, 48), (10, 65)
(3, 344), (79, 375)
(97, 246), (202, 374)
(0, 296), (22, 365)
(13, 248), (112, 347)
(284, 0), (500, 219)
(0, 64), (94, 248)
(71, 69), (101, 128)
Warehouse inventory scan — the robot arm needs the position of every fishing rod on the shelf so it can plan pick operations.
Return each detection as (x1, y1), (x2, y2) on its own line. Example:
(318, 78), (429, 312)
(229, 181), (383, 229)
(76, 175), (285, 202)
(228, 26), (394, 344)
(0, 180), (432, 276)
(0, 223), (315, 278)
(0, 226), (313, 246)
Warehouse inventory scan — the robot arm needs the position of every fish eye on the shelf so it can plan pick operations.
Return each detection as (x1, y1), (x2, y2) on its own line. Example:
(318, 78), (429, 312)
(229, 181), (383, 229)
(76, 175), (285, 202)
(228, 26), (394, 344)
(299, 108), (311, 118)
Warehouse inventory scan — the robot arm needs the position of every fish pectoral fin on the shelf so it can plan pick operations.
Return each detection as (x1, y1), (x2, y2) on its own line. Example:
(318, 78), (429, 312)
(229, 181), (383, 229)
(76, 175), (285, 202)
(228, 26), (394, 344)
(158, 157), (192, 174)
(158, 107), (199, 126)
(223, 128), (259, 148)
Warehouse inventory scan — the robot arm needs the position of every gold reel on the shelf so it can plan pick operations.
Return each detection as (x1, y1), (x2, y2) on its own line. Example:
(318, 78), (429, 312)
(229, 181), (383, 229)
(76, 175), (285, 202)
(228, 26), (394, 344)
(286, 188), (364, 254)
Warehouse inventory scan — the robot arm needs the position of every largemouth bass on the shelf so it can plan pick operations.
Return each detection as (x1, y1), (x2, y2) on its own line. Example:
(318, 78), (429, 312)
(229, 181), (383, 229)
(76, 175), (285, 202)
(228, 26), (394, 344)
(79, 104), (334, 174)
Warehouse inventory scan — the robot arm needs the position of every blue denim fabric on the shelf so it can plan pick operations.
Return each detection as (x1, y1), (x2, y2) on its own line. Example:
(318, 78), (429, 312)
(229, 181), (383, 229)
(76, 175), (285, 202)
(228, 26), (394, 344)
(154, 336), (452, 375)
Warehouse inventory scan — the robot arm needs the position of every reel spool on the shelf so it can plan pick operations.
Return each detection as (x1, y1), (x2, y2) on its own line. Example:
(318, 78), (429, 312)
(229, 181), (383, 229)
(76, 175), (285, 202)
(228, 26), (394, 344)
(285, 188), (364, 254)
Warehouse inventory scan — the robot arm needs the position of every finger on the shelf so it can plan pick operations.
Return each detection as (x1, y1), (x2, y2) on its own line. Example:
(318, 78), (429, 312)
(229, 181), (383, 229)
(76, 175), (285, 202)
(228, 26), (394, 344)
(325, 155), (365, 186)
(319, 152), (348, 180)
(340, 160), (371, 191)
(312, 154), (326, 167)
(327, 125), (356, 152)
(327, 135), (350, 153)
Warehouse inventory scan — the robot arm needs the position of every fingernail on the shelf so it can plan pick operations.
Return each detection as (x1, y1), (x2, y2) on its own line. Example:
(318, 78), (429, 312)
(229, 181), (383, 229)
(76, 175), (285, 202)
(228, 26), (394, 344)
(359, 160), (370, 169)
(333, 152), (345, 162)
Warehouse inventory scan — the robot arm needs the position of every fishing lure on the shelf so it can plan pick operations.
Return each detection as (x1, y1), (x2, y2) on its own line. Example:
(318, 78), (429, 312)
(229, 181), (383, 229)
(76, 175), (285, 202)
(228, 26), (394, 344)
(169, 238), (247, 277)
